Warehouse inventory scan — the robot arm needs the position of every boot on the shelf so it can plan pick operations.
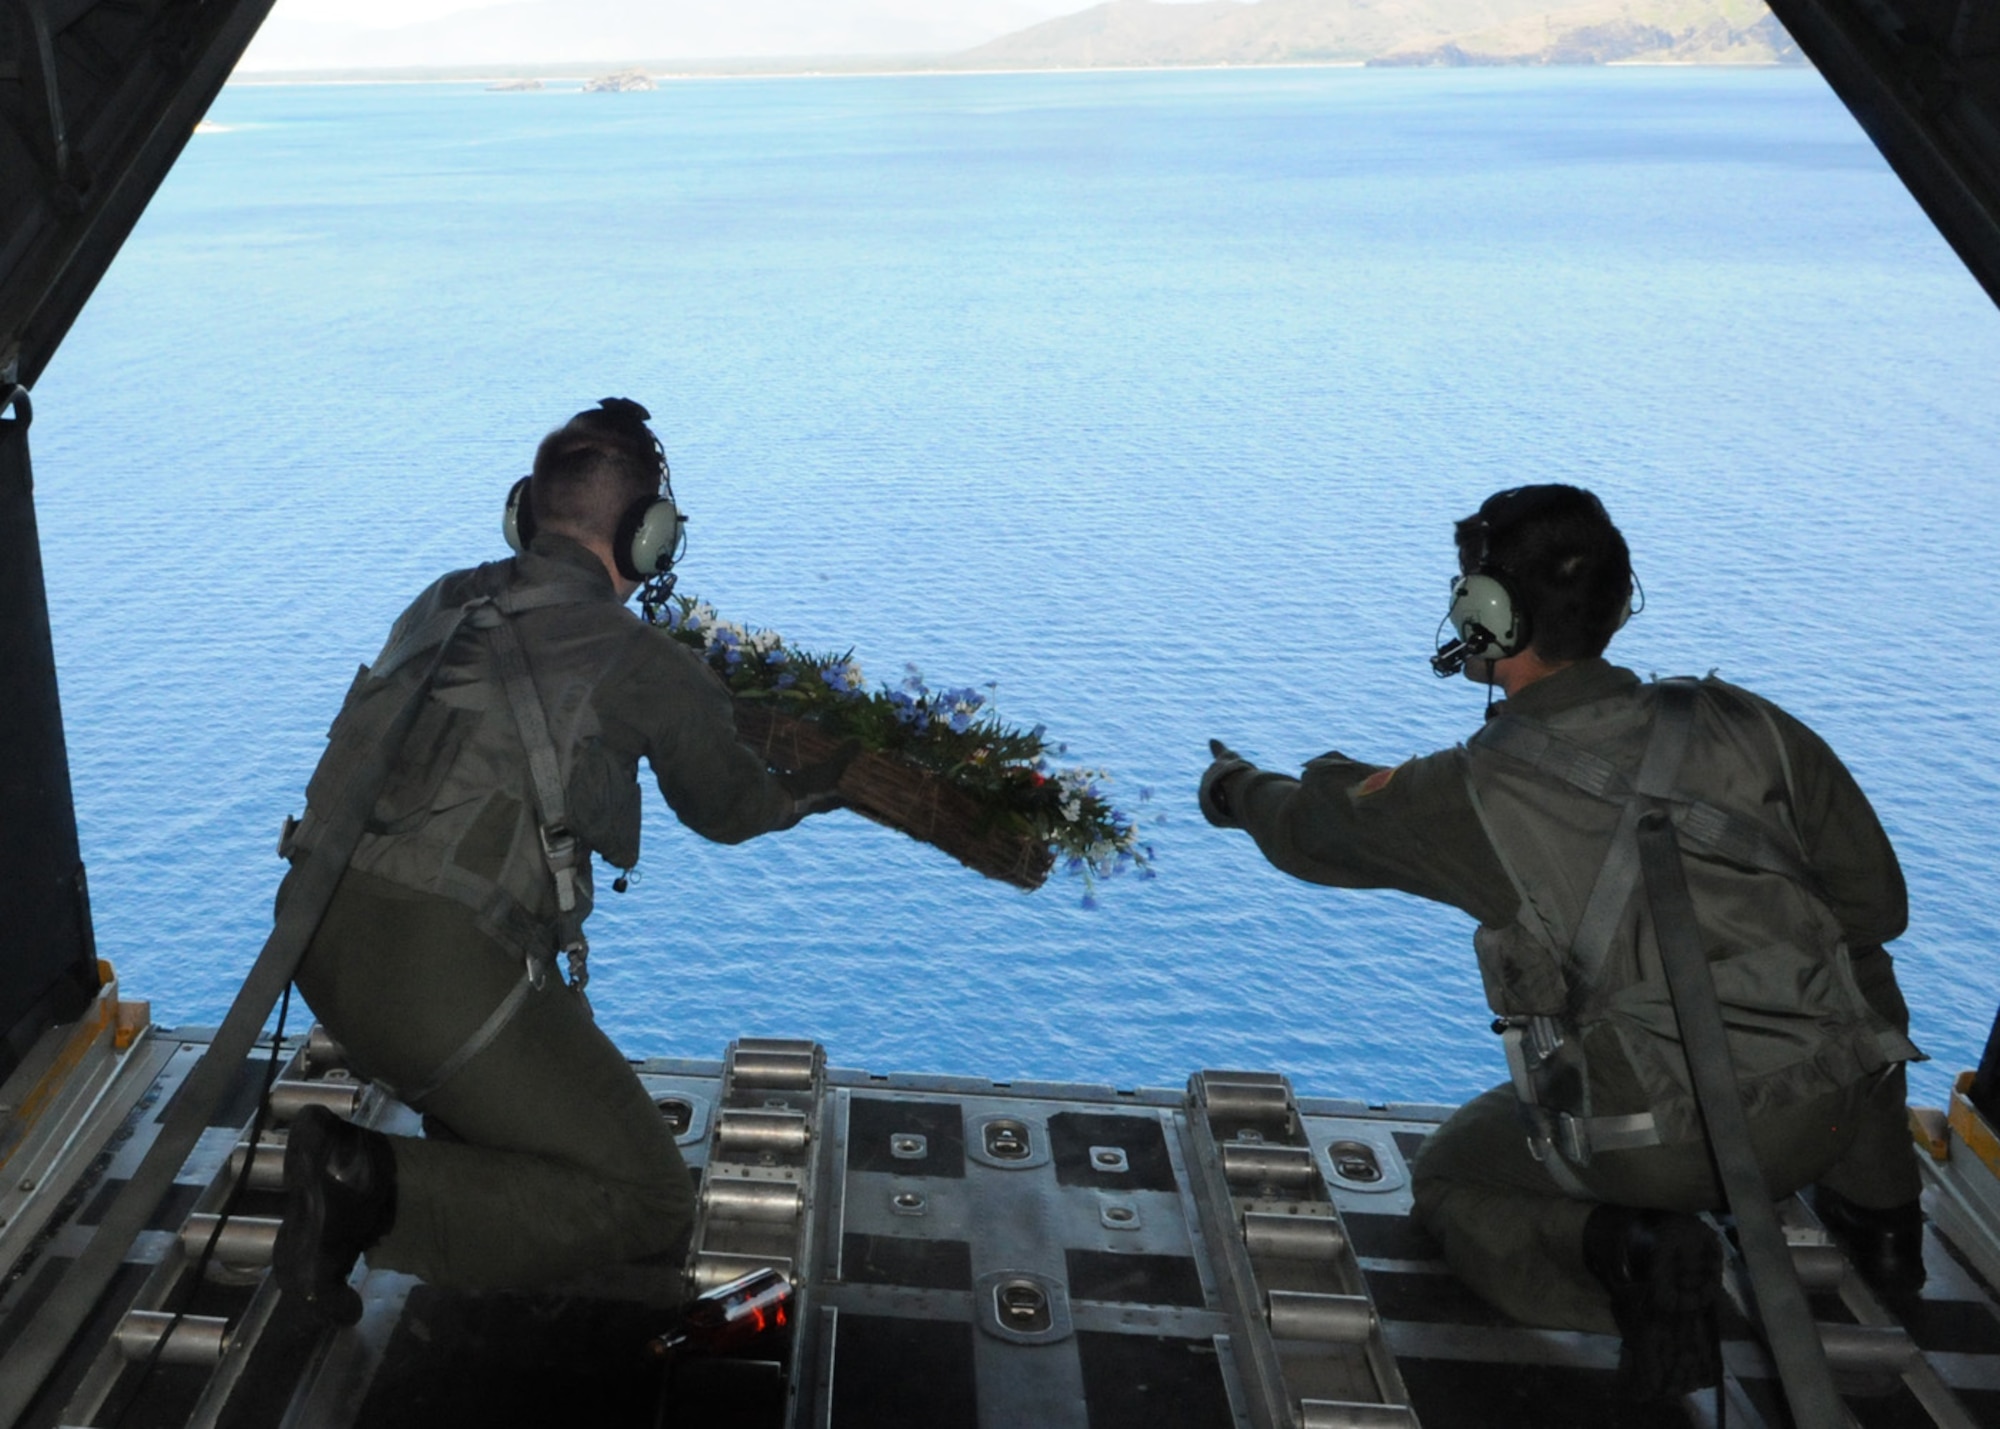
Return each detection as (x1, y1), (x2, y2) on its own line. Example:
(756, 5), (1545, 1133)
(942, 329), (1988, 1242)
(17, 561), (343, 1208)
(1814, 1184), (1927, 1296)
(1583, 1205), (1723, 1401)
(273, 1105), (397, 1327)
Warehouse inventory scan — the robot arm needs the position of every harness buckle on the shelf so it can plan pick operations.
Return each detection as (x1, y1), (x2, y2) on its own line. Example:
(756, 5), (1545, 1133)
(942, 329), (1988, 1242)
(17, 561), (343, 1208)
(538, 823), (581, 913)
(1555, 1113), (1592, 1166)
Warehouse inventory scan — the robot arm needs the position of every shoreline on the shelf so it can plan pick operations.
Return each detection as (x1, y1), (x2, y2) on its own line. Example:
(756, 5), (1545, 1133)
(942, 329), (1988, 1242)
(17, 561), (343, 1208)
(227, 57), (1803, 88)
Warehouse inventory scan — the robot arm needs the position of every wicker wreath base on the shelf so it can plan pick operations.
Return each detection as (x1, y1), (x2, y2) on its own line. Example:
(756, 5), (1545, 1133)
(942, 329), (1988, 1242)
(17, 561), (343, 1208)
(732, 700), (1053, 891)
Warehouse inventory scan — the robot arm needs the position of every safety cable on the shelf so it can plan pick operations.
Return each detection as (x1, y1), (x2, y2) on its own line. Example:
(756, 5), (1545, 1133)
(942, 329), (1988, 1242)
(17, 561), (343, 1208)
(108, 983), (293, 1429)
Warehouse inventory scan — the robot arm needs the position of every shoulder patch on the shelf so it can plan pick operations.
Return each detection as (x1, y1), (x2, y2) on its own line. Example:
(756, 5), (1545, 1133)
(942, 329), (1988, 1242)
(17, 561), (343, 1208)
(1357, 766), (1397, 796)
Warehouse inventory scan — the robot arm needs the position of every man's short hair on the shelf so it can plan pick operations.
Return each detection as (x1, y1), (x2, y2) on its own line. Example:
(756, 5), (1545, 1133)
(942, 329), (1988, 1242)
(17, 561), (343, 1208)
(529, 400), (665, 543)
(1455, 485), (1633, 662)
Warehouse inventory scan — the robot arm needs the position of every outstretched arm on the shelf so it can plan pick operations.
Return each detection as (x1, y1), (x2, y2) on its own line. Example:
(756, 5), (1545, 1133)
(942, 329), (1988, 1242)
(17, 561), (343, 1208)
(1201, 741), (1520, 927)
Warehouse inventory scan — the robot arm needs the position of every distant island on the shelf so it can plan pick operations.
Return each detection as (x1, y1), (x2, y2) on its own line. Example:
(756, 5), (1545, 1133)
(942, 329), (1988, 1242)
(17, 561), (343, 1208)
(235, 0), (1806, 83)
(583, 68), (657, 92)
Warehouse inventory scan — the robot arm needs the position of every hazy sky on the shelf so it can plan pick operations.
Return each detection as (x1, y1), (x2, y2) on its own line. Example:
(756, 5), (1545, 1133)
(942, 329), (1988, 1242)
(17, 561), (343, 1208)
(270, 0), (1092, 30)
(242, 0), (1119, 67)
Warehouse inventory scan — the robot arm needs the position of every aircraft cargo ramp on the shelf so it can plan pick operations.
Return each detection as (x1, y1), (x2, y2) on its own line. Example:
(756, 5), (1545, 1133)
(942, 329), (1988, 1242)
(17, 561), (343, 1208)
(4, 1011), (1999, 1429)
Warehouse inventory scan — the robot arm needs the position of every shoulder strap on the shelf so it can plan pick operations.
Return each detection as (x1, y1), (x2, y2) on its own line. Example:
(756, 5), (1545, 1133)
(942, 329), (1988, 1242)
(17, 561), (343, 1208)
(1636, 805), (1848, 1426)
(1575, 677), (1698, 981)
(475, 606), (582, 926)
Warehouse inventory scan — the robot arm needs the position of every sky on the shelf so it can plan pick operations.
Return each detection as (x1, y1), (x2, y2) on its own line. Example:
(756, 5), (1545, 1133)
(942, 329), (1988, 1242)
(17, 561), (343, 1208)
(243, 0), (1116, 70)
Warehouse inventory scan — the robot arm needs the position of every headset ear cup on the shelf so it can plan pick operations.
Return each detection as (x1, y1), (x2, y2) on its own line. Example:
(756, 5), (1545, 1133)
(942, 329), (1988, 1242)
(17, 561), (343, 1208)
(1449, 572), (1527, 659)
(614, 494), (685, 581)
(503, 476), (535, 554)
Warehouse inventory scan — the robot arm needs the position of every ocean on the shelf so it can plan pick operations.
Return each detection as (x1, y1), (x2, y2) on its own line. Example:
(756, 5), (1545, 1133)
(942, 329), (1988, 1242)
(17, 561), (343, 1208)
(29, 65), (2000, 1111)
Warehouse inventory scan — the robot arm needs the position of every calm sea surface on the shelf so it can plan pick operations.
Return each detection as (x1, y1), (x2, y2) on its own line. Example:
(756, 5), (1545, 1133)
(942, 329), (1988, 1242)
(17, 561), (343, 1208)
(30, 67), (2000, 1110)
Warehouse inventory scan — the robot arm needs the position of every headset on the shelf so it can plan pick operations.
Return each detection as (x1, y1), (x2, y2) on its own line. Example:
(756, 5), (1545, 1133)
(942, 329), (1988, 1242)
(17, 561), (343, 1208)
(1429, 486), (1639, 679)
(502, 398), (687, 584)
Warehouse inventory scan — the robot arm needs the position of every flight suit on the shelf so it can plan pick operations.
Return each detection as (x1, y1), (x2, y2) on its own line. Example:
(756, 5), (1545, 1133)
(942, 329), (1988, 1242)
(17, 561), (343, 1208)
(281, 533), (801, 1294)
(1229, 659), (1920, 1332)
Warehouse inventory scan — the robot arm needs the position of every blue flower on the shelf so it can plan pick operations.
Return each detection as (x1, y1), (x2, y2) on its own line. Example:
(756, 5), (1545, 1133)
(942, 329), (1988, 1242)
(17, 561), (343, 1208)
(775, 672), (797, 689)
(819, 661), (865, 698)
(888, 688), (930, 731)
(1080, 891), (1099, 911)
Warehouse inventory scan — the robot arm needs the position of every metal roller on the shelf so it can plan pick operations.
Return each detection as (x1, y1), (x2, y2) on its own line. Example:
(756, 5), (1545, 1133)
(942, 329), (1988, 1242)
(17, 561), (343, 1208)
(178, 1214), (280, 1266)
(1194, 1071), (1293, 1124)
(304, 1024), (348, 1074)
(1298, 1400), (1419, 1429)
(701, 1176), (804, 1222)
(114, 1311), (230, 1367)
(726, 1038), (819, 1091)
(227, 1134), (288, 1191)
(1819, 1322), (1920, 1373)
(1789, 1241), (1848, 1291)
(715, 1108), (810, 1155)
(1242, 1210), (1347, 1261)
(1267, 1290), (1377, 1343)
(1219, 1141), (1319, 1191)
(268, 1079), (362, 1121)
(692, 1251), (794, 1293)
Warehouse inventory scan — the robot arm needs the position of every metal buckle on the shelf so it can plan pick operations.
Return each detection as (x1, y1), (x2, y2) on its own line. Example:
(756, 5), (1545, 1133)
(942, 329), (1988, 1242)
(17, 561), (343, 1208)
(538, 824), (580, 911)
(1556, 1113), (1592, 1167)
(538, 822), (578, 868)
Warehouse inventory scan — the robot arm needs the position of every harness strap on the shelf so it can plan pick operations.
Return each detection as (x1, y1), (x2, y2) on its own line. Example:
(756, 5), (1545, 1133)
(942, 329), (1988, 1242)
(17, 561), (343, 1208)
(476, 599), (593, 1005)
(1473, 718), (1628, 799)
(1480, 680), (1815, 993)
(1637, 803), (1849, 1427)
(372, 578), (603, 681)
(394, 958), (545, 1107)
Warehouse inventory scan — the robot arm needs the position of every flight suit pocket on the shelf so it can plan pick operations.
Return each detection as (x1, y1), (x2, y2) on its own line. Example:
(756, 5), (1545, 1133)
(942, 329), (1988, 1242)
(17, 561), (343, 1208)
(567, 736), (642, 870)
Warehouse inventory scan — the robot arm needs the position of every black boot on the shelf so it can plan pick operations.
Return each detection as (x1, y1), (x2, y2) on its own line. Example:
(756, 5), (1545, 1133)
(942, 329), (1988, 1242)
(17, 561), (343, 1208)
(1583, 1205), (1723, 1401)
(273, 1105), (398, 1327)
(1814, 1184), (1927, 1296)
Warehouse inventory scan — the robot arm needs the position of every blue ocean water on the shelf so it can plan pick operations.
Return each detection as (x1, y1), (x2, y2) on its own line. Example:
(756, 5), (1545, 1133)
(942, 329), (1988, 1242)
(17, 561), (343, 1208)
(29, 67), (2000, 1111)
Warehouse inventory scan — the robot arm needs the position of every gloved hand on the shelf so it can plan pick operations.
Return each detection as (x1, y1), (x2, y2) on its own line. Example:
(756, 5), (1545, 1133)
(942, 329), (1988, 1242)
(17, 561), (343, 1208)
(780, 739), (860, 816)
(1199, 738), (1254, 828)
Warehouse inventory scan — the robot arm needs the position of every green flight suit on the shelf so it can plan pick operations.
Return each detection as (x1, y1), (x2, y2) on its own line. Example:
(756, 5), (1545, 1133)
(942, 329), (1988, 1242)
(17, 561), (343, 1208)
(1230, 659), (1919, 1332)
(284, 534), (802, 1296)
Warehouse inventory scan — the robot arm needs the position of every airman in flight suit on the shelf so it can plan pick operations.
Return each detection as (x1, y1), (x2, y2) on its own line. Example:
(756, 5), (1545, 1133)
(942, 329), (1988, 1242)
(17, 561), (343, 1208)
(1200, 485), (1923, 1399)
(273, 399), (845, 1324)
